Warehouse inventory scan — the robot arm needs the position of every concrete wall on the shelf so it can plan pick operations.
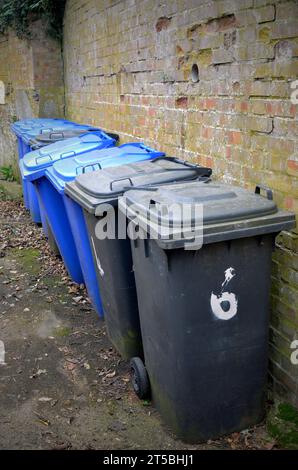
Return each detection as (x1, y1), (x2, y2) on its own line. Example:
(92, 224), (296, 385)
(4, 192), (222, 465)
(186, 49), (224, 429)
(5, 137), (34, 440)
(63, 0), (298, 405)
(0, 20), (64, 168)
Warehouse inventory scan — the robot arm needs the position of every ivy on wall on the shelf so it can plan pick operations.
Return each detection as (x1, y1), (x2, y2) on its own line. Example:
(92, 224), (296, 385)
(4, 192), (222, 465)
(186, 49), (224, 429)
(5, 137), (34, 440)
(0, 0), (66, 40)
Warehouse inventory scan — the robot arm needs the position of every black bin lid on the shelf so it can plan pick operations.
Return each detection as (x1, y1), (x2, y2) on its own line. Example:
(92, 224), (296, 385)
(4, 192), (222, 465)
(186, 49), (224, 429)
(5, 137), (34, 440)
(65, 157), (212, 215)
(119, 181), (296, 249)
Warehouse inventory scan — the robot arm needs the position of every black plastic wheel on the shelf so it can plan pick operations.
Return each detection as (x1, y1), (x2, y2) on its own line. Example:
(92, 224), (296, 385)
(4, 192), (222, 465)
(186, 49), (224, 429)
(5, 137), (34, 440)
(130, 357), (150, 399)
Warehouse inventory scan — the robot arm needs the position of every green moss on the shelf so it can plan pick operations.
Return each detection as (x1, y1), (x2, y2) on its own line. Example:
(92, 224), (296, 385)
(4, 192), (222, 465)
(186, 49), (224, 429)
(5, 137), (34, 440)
(0, 181), (22, 200)
(0, 184), (8, 201)
(54, 326), (71, 337)
(267, 402), (298, 449)
(278, 403), (298, 426)
(258, 27), (270, 42)
(12, 248), (41, 275)
(109, 329), (143, 360)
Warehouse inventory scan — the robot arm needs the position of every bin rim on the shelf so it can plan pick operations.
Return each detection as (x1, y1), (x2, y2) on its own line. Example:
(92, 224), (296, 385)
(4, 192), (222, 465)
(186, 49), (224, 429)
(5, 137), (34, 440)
(64, 156), (211, 215)
(118, 181), (296, 249)
(21, 131), (115, 182)
(46, 143), (165, 194)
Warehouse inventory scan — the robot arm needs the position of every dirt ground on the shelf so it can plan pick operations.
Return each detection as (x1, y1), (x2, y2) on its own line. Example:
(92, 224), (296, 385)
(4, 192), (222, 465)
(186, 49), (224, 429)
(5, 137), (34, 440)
(0, 186), (276, 450)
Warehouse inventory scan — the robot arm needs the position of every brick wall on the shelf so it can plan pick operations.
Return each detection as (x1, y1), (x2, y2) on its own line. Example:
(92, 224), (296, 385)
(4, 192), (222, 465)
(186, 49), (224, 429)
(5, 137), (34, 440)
(0, 20), (64, 167)
(63, 0), (298, 405)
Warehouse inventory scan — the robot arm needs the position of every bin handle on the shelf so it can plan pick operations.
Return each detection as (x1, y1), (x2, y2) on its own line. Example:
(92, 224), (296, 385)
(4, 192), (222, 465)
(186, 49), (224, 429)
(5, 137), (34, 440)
(121, 171), (211, 193)
(49, 132), (64, 139)
(255, 184), (273, 200)
(138, 143), (159, 153)
(151, 155), (196, 167)
(31, 143), (40, 150)
(39, 128), (54, 134)
(122, 175), (211, 193)
(60, 150), (76, 159)
(110, 177), (133, 190)
(35, 153), (53, 164)
(79, 162), (103, 174)
(150, 156), (212, 177)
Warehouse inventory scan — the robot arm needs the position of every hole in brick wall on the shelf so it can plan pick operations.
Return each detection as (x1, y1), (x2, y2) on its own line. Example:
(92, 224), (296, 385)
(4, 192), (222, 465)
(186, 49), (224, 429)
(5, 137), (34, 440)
(191, 64), (199, 83)
(175, 97), (188, 108)
(155, 16), (172, 32)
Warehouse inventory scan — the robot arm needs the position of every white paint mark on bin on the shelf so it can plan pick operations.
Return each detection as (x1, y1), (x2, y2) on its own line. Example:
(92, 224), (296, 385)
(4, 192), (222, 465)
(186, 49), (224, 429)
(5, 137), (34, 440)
(91, 235), (104, 277)
(210, 267), (238, 320)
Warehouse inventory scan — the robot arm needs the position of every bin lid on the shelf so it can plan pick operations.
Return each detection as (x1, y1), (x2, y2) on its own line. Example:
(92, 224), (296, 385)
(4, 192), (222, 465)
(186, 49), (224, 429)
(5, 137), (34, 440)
(11, 119), (98, 139)
(11, 119), (76, 137)
(119, 181), (296, 249)
(21, 123), (98, 144)
(21, 131), (116, 181)
(65, 155), (212, 214)
(33, 127), (99, 144)
(46, 143), (165, 194)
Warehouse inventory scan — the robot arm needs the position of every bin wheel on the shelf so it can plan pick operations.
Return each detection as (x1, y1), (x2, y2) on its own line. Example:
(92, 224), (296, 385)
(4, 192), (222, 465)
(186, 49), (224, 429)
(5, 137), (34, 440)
(130, 357), (150, 400)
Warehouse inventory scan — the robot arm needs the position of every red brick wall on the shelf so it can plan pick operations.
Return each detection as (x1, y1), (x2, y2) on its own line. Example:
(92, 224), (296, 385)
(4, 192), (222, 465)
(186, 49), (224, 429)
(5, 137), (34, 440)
(0, 20), (64, 167)
(63, 0), (298, 405)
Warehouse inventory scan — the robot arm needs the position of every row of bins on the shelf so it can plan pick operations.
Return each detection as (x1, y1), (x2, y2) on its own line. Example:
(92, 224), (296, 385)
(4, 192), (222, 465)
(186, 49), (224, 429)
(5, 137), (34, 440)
(12, 117), (118, 223)
(11, 118), (296, 443)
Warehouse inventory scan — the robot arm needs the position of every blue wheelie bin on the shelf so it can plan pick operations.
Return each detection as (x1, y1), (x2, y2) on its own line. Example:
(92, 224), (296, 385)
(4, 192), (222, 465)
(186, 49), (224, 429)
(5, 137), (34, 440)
(44, 143), (165, 314)
(21, 131), (116, 283)
(11, 118), (100, 214)
(12, 119), (68, 208)
(20, 130), (115, 229)
(20, 123), (101, 157)
(28, 128), (116, 150)
(12, 118), (95, 158)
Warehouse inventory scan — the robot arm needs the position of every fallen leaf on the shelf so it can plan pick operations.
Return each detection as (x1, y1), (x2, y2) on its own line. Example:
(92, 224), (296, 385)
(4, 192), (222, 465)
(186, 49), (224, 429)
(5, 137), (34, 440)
(105, 371), (116, 379)
(34, 412), (50, 426)
(30, 369), (47, 378)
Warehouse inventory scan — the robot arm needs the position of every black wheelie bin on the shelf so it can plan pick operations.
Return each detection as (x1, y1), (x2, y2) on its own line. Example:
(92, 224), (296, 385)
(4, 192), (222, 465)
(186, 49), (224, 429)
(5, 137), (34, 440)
(119, 181), (296, 442)
(64, 157), (212, 359)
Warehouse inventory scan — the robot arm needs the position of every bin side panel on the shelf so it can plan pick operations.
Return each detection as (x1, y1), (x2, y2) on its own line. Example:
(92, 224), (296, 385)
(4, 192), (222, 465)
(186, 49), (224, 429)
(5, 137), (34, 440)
(84, 208), (143, 359)
(35, 177), (84, 284)
(63, 195), (104, 317)
(131, 234), (274, 442)
(28, 180), (42, 224)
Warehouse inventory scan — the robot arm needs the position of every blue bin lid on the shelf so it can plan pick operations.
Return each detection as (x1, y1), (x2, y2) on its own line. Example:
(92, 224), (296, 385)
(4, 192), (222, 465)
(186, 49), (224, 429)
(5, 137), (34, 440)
(21, 124), (99, 144)
(45, 143), (165, 193)
(21, 131), (116, 181)
(11, 119), (96, 139)
(11, 119), (76, 136)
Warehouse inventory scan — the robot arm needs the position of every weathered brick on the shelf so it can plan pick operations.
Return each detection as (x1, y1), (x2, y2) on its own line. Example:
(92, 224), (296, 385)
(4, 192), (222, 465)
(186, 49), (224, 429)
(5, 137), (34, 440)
(253, 5), (276, 24)
(234, 43), (275, 60)
(287, 158), (298, 177)
(212, 48), (234, 64)
(271, 19), (298, 39)
(276, 1), (298, 20)
(249, 115), (273, 133)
